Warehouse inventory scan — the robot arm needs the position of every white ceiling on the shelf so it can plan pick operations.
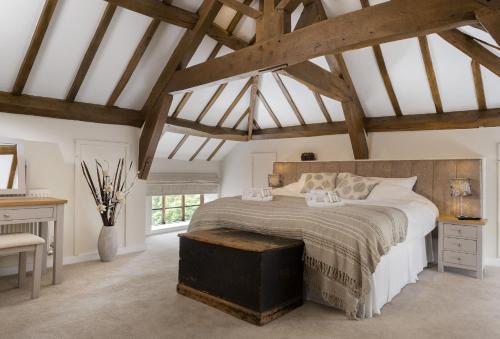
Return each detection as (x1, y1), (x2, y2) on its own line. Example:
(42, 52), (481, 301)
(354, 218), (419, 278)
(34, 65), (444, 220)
(0, 0), (499, 162)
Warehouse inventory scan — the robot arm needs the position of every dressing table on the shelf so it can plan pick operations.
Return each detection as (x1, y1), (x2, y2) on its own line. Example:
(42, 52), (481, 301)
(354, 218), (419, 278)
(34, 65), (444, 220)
(0, 197), (66, 284)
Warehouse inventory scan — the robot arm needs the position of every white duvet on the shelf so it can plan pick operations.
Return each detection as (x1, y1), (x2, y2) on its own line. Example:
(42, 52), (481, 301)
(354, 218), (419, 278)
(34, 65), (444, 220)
(273, 184), (438, 241)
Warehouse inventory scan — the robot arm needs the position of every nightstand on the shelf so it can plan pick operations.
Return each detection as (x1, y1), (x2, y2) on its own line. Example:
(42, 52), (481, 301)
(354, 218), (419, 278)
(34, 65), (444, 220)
(438, 215), (487, 279)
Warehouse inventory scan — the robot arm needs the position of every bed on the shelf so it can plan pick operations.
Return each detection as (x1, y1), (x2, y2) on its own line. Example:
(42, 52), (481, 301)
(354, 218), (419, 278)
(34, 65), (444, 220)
(188, 160), (482, 319)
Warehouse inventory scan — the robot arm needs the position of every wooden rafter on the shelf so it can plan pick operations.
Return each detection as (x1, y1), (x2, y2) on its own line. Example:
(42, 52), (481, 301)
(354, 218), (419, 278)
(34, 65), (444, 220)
(471, 61), (487, 110)
(165, 0), (483, 93)
(439, 29), (500, 77)
(360, 0), (402, 116)
(138, 95), (173, 179)
(168, 134), (189, 159)
(257, 90), (282, 128)
(217, 0), (262, 18)
(66, 4), (117, 102)
(475, 8), (500, 44)
(216, 78), (252, 127)
(0, 91), (143, 127)
(279, 62), (351, 102)
(106, 19), (161, 106)
(166, 117), (247, 141)
(418, 36), (443, 114)
(303, 0), (369, 159)
(196, 83), (228, 123)
(276, 0), (307, 12)
(12, 0), (59, 96)
(206, 108), (251, 161)
(142, 0), (223, 115)
(272, 73), (305, 125)
(189, 138), (211, 161)
(169, 0), (251, 161)
(171, 92), (193, 118)
(313, 92), (332, 123)
(247, 76), (260, 140)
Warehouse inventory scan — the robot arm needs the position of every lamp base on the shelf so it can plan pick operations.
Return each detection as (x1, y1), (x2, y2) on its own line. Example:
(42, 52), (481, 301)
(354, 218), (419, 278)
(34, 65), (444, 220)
(456, 215), (482, 221)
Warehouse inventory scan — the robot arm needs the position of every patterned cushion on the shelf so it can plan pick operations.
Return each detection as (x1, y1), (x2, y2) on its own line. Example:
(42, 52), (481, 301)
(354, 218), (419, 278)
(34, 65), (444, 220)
(335, 173), (379, 200)
(300, 172), (338, 193)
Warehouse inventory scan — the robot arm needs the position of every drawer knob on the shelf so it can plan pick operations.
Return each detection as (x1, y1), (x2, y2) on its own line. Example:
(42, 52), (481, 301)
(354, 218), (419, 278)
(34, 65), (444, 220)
(457, 242), (462, 247)
(457, 229), (462, 234)
(3, 214), (10, 218)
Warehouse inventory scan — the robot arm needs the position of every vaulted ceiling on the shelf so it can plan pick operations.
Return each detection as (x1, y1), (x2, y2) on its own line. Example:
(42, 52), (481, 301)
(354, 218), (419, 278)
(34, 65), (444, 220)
(0, 0), (499, 178)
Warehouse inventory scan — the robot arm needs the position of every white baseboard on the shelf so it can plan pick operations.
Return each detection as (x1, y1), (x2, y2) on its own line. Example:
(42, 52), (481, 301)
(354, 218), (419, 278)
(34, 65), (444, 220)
(0, 244), (146, 277)
(485, 257), (500, 267)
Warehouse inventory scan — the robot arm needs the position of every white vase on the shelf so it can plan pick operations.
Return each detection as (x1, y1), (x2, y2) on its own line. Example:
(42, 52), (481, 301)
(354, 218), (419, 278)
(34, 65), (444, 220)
(98, 225), (118, 262)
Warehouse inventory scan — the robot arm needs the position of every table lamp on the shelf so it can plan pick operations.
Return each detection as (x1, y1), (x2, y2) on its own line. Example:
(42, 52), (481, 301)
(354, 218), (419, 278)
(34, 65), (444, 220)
(449, 178), (472, 220)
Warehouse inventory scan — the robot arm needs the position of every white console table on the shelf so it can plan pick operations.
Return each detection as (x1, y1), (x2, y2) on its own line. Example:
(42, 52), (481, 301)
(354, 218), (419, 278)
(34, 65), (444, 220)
(0, 197), (66, 284)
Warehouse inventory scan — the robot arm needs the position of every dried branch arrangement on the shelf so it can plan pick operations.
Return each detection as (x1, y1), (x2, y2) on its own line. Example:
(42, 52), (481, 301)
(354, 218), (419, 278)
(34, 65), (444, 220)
(81, 158), (136, 226)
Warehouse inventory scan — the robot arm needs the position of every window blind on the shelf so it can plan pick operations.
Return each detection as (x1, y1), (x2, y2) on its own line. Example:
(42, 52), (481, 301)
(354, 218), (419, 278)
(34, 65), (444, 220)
(146, 172), (219, 196)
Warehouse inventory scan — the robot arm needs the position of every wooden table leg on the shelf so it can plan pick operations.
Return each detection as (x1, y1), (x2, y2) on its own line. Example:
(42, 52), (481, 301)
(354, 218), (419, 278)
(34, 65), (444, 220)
(53, 204), (64, 284)
(40, 221), (49, 274)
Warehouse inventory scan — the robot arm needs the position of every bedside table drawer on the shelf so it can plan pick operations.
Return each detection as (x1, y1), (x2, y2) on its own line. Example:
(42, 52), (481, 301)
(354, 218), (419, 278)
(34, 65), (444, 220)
(444, 224), (477, 239)
(443, 251), (476, 267)
(444, 238), (476, 253)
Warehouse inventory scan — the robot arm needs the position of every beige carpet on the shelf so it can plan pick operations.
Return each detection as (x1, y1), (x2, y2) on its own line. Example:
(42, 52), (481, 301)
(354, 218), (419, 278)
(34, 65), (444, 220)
(1, 232), (500, 339)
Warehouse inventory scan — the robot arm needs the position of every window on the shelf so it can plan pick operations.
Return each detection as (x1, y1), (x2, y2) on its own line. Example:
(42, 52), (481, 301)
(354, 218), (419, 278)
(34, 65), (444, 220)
(152, 194), (216, 230)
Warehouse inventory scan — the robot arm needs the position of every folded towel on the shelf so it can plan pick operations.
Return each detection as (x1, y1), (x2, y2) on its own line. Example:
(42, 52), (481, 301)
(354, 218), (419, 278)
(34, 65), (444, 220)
(306, 190), (344, 208)
(242, 187), (273, 201)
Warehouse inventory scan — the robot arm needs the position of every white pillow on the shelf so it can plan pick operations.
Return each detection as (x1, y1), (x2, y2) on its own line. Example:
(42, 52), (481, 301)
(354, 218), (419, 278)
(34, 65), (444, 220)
(370, 176), (417, 191)
(367, 184), (414, 200)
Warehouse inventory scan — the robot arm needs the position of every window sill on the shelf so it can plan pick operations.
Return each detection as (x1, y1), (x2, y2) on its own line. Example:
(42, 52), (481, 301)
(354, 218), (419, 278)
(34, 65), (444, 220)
(148, 221), (189, 236)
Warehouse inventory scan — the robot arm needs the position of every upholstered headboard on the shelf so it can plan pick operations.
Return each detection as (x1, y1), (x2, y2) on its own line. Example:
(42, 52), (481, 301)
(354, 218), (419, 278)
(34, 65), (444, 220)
(273, 159), (482, 217)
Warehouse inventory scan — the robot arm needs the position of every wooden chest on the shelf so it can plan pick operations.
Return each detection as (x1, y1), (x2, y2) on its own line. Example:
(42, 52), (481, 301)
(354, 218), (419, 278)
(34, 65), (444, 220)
(177, 228), (304, 326)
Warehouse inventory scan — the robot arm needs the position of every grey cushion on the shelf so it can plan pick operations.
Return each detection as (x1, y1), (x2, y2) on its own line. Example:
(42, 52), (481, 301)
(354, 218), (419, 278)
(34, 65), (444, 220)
(335, 173), (379, 200)
(0, 233), (45, 250)
(300, 172), (338, 193)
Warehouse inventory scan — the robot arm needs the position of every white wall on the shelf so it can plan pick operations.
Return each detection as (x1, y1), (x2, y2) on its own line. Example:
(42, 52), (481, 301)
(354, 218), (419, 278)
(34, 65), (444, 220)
(221, 127), (500, 259)
(150, 157), (221, 175)
(0, 112), (147, 270)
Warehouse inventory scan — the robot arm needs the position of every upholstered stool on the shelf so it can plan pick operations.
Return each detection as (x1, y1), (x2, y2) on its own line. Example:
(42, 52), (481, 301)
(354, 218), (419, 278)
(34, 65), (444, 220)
(0, 233), (45, 299)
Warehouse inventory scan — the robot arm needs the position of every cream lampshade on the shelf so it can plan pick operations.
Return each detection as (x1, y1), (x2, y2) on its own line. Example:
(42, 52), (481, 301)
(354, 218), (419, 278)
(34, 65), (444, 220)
(449, 178), (472, 218)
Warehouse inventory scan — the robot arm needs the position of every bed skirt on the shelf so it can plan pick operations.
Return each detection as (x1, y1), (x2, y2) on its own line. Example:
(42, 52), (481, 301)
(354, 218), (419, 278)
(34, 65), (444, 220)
(306, 235), (428, 318)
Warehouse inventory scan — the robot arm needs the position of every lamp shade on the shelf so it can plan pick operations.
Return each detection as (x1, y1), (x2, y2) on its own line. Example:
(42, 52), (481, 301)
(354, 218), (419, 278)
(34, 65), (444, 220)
(268, 174), (282, 188)
(449, 178), (472, 197)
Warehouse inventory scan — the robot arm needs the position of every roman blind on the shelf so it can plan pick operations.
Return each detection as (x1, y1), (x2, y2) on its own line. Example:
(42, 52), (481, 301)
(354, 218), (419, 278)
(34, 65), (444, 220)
(146, 172), (219, 196)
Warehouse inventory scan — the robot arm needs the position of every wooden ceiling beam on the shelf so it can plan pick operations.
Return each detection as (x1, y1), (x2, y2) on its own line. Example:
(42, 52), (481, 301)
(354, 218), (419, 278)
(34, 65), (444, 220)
(360, 0), (401, 116)
(138, 95), (172, 179)
(104, 0), (250, 51)
(196, 83), (228, 123)
(189, 138), (211, 161)
(366, 108), (500, 132)
(439, 29), (500, 77)
(279, 62), (351, 102)
(217, 0), (262, 18)
(66, 4), (117, 102)
(217, 78), (252, 127)
(272, 73), (305, 125)
(257, 89), (282, 127)
(471, 61), (487, 110)
(166, 117), (248, 141)
(418, 36), (443, 113)
(313, 92), (332, 123)
(247, 76), (259, 140)
(0, 91), (143, 127)
(106, 19), (161, 107)
(168, 134), (189, 159)
(475, 8), (500, 45)
(165, 0), (482, 93)
(276, 0), (309, 12)
(475, 0), (500, 10)
(252, 121), (347, 140)
(12, 0), (59, 96)
(142, 0), (222, 115)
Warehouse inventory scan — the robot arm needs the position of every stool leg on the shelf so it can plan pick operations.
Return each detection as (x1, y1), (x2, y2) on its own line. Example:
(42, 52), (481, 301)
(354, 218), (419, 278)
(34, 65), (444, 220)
(18, 252), (27, 288)
(40, 222), (49, 274)
(32, 244), (43, 299)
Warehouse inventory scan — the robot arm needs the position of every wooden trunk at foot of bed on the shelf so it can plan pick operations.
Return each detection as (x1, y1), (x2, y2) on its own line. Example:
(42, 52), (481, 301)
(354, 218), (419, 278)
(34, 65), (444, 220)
(273, 159), (482, 218)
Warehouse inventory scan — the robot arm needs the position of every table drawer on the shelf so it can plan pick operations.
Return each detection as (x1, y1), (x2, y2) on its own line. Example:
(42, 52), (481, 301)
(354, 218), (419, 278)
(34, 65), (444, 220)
(444, 237), (476, 253)
(444, 224), (477, 239)
(0, 207), (54, 222)
(443, 251), (476, 267)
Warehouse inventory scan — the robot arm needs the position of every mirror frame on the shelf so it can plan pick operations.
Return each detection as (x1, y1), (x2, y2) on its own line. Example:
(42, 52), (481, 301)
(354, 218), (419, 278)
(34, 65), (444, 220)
(0, 137), (26, 195)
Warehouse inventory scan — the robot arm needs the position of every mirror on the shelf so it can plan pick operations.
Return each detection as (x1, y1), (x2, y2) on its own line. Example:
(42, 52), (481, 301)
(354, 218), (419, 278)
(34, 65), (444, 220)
(0, 137), (26, 195)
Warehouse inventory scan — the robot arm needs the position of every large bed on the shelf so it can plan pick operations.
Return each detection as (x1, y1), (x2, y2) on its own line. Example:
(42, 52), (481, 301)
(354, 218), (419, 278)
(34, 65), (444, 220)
(188, 160), (482, 319)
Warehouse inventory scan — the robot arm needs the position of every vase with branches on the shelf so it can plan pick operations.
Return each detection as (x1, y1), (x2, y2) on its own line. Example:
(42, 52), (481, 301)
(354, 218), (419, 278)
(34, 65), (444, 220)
(81, 158), (136, 261)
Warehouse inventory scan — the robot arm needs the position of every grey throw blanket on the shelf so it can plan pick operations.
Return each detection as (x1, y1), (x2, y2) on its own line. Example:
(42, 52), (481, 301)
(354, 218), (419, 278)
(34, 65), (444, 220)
(188, 196), (408, 319)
